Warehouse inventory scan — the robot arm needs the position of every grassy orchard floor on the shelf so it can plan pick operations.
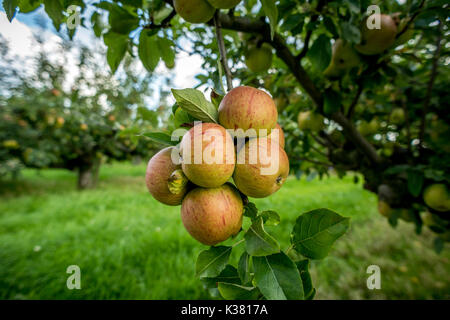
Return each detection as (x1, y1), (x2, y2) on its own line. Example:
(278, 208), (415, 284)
(0, 163), (449, 300)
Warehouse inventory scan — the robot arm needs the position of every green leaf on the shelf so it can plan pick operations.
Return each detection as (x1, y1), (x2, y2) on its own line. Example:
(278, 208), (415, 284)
(91, 11), (104, 37)
(408, 170), (424, 197)
(200, 264), (240, 297)
(173, 107), (193, 128)
(141, 131), (178, 146)
(296, 259), (315, 300)
(108, 3), (139, 34)
(3, 0), (19, 21)
(137, 107), (157, 125)
(18, 0), (42, 14)
(341, 22), (361, 44)
(196, 246), (232, 278)
(323, 16), (338, 38)
(245, 217), (280, 257)
(291, 208), (350, 259)
(139, 31), (161, 72)
(43, 0), (64, 31)
(238, 252), (251, 285)
(344, 0), (360, 14)
(244, 202), (258, 219)
(324, 89), (341, 115)
(259, 210), (280, 226)
(218, 283), (260, 300)
(103, 31), (128, 73)
(171, 88), (218, 123)
(157, 37), (175, 69)
(253, 252), (304, 300)
(261, 0), (278, 40)
(306, 34), (331, 72)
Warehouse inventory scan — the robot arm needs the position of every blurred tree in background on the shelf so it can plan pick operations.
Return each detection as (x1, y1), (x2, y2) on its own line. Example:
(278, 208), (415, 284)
(0, 34), (166, 188)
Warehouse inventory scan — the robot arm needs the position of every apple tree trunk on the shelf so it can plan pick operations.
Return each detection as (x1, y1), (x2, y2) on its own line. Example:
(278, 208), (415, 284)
(77, 158), (101, 190)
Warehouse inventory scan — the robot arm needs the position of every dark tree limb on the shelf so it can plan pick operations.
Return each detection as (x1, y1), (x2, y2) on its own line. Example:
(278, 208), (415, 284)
(213, 11), (233, 91)
(347, 82), (363, 119)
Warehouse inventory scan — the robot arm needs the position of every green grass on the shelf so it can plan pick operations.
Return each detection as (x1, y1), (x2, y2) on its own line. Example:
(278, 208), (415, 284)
(0, 163), (448, 299)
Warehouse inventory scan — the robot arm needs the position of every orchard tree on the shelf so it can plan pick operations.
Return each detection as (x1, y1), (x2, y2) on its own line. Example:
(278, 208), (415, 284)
(5, 0), (449, 298)
(0, 35), (162, 188)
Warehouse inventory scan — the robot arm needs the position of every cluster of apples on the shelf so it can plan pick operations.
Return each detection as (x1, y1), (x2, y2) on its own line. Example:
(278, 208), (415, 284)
(378, 183), (450, 239)
(324, 14), (404, 78)
(145, 86), (289, 246)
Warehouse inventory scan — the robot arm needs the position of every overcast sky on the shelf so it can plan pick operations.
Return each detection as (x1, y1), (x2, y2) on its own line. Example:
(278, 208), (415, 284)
(0, 6), (205, 108)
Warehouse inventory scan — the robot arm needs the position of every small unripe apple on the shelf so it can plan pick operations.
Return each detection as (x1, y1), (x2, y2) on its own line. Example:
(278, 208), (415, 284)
(273, 94), (288, 113)
(422, 211), (437, 227)
(233, 137), (289, 198)
(423, 184), (450, 212)
(378, 200), (392, 217)
(218, 86), (278, 138)
(355, 14), (398, 55)
(207, 0), (241, 9)
(324, 39), (360, 78)
(180, 122), (235, 188)
(268, 123), (285, 149)
(173, 0), (215, 24)
(145, 147), (189, 206)
(297, 111), (325, 132)
(399, 208), (415, 222)
(245, 43), (273, 73)
(390, 108), (405, 125)
(181, 183), (243, 245)
(357, 118), (379, 136)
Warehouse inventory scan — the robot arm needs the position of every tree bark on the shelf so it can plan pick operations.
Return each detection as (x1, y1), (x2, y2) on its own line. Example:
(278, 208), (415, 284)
(77, 158), (100, 190)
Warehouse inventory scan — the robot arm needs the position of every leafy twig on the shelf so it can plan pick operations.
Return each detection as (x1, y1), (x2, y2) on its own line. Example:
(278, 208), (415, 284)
(143, 10), (176, 29)
(213, 11), (233, 91)
(296, 0), (326, 60)
(396, 0), (426, 39)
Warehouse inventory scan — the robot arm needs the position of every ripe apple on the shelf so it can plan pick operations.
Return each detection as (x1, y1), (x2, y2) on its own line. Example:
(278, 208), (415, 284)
(181, 183), (243, 245)
(173, 0), (215, 24)
(218, 86), (278, 138)
(390, 108), (405, 125)
(145, 147), (189, 206)
(355, 14), (398, 55)
(324, 39), (360, 78)
(245, 43), (273, 73)
(180, 122), (235, 188)
(233, 137), (289, 198)
(297, 111), (325, 132)
(423, 184), (450, 212)
(268, 123), (285, 149)
(207, 0), (241, 9)
(378, 200), (392, 217)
